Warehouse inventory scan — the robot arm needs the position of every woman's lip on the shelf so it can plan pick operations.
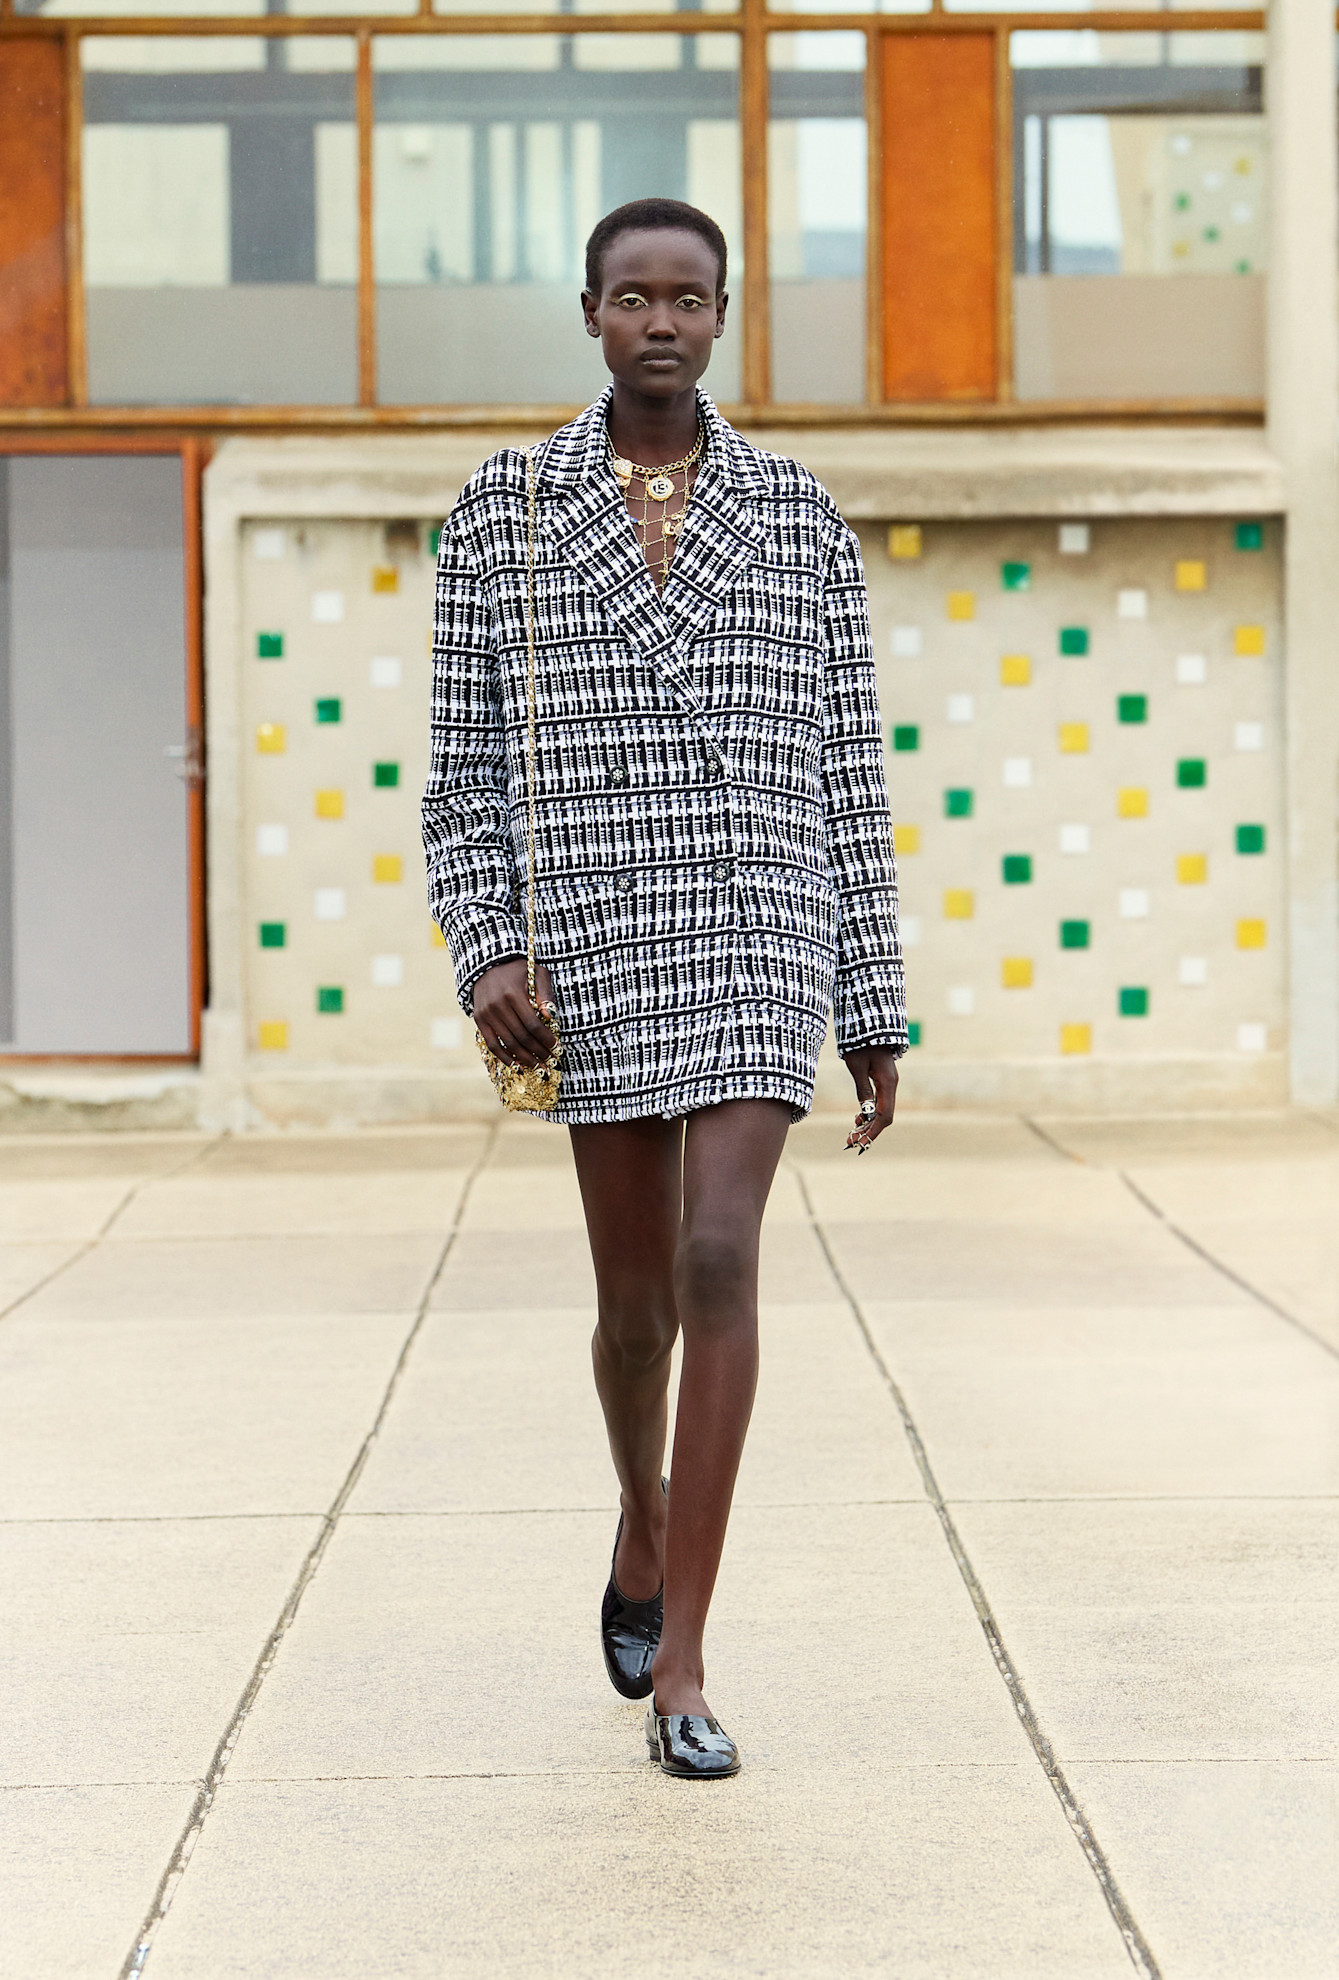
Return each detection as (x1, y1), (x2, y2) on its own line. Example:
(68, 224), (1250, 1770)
(639, 351), (681, 365)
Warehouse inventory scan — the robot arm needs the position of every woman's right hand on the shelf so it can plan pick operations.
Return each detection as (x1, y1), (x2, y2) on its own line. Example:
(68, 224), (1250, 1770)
(472, 959), (558, 1068)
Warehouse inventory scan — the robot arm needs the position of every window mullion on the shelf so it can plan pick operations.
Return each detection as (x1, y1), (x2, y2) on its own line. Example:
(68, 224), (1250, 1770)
(356, 27), (376, 407)
(740, 0), (770, 408)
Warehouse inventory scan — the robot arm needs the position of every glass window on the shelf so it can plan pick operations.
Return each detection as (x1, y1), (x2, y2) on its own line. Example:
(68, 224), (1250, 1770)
(768, 32), (866, 405)
(372, 33), (741, 407)
(1011, 31), (1266, 400)
(81, 38), (359, 405)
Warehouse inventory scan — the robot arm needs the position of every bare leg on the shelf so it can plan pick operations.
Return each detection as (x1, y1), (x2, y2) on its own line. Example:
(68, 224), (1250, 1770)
(569, 1115), (682, 1601)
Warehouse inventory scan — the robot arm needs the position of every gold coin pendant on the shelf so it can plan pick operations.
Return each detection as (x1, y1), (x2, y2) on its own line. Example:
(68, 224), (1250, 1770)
(611, 457), (633, 488)
(646, 473), (675, 502)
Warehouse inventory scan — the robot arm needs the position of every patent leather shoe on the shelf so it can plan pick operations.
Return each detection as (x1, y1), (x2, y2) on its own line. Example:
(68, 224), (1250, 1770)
(600, 1478), (667, 1701)
(645, 1703), (741, 1779)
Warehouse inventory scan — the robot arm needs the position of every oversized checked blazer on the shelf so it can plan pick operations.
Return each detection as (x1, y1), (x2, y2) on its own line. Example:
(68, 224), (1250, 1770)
(423, 386), (906, 1124)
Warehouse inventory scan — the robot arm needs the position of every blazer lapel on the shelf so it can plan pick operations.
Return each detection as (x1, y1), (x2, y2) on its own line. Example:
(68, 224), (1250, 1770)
(660, 395), (765, 645)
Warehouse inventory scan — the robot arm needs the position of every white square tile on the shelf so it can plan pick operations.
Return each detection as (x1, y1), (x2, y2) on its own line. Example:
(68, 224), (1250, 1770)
(1117, 588), (1148, 620)
(312, 591), (344, 624)
(1237, 1022), (1267, 1053)
(256, 824), (288, 858)
(430, 1017), (462, 1049)
(1178, 956), (1208, 986)
(253, 528), (285, 561)
(947, 986), (975, 1017)
(1234, 721), (1265, 751)
(946, 694), (974, 724)
(371, 954), (404, 989)
(1003, 758), (1032, 789)
(1059, 824), (1090, 855)
(314, 889), (346, 922)
(1176, 653), (1208, 685)
(1119, 889), (1150, 920)
(891, 626), (922, 658)
(371, 655), (403, 688)
(900, 916), (923, 948)
(1059, 523), (1090, 554)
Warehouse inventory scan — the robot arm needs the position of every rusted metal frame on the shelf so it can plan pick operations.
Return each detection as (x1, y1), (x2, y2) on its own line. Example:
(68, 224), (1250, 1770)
(356, 27), (376, 406)
(180, 435), (208, 1056)
(994, 20), (1013, 400)
(740, 0), (770, 406)
(63, 26), (87, 406)
(1, 11), (1265, 34)
(863, 21), (883, 406)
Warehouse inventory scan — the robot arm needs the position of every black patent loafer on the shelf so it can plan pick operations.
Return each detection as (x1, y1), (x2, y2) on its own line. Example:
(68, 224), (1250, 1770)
(645, 1705), (741, 1779)
(600, 1479), (667, 1700)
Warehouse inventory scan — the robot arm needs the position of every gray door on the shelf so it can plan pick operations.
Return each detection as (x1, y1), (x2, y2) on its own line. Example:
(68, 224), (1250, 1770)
(0, 455), (193, 1055)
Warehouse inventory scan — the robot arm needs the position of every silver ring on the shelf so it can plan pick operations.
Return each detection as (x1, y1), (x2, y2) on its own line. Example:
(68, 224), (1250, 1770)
(860, 1099), (876, 1119)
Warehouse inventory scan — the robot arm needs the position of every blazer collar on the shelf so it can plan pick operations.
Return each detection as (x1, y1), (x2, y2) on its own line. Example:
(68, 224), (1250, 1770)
(535, 385), (767, 500)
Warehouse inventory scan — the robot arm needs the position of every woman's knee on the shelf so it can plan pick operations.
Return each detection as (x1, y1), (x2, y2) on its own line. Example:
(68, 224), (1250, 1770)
(674, 1228), (757, 1325)
(593, 1289), (677, 1375)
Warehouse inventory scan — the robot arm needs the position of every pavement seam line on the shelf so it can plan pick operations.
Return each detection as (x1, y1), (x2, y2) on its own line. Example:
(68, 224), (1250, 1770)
(790, 1160), (1163, 1980)
(0, 1137), (226, 1331)
(1117, 1170), (1339, 1365)
(117, 1120), (501, 1980)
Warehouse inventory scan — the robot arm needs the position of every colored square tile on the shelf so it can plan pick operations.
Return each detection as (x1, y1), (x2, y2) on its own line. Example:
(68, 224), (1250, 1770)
(947, 986), (975, 1016)
(906, 1021), (922, 1047)
(1175, 654), (1208, 685)
(314, 888), (346, 922)
(312, 591), (344, 624)
(1058, 524), (1090, 555)
(1235, 823), (1266, 855)
(1117, 589), (1148, 620)
(372, 566), (400, 594)
(1059, 920), (1090, 950)
(371, 655), (403, 687)
(1234, 624), (1266, 656)
(1119, 889), (1150, 920)
(430, 526), (444, 556)
(1060, 1023), (1092, 1056)
(943, 889), (974, 920)
(1059, 823), (1090, 854)
(1000, 654), (1031, 687)
(900, 916), (923, 947)
(1234, 722), (1265, 751)
(314, 697), (342, 724)
(373, 761), (401, 789)
(893, 824), (921, 855)
(317, 986), (345, 1014)
(1001, 854), (1032, 885)
(258, 1021), (289, 1052)
(1174, 560), (1207, 592)
(1176, 758), (1207, 789)
(1179, 957), (1208, 986)
(1059, 627), (1089, 656)
(946, 591), (975, 622)
(257, 632), (284, 659)
(430, 1016), (462, 1049)
(256, 824), (288, 857)
(315, 789), (345, 819)
(1058, 723), (1089, 755)
(1117, 694), (1148, 724)
(258, 922), (286, 949)
(256, 724), (286, 755)
(1001, 957), (1033, 989)
(1237, 919), (1267, 950)
(891, 725), (919, 753)
(1003, 758), (1032, 788)
(1235, 521), (1264, 551)
(891, 625), (922, 658)
(371, 953), (404, 988)
(1001, 561), (1031, 592)
(946, 694), (974, 724)
(1118, 986), (1150, 1017)
(888, 525), (922, 560)
(1116, 787), (1149, 819)
(1237, 1022), (1267, 1051)
(1176, 853), (1208, 884)
(373, 853), (405, 883)
(430, 922), (448, 948)
(944, 788), (973, 819)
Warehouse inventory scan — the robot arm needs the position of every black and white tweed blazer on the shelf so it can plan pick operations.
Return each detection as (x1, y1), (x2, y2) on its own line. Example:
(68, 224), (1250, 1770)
(423, 387), (906, 1124)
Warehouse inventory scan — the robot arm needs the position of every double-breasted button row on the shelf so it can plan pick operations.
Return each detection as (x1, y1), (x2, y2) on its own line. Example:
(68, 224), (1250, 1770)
(615, 874), (635, 893)
(607, 764), (629, 788)
(711, 860), (733, 881)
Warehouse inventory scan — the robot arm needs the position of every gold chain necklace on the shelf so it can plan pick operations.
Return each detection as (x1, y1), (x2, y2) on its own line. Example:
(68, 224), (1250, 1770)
(608, 422), (704, 587)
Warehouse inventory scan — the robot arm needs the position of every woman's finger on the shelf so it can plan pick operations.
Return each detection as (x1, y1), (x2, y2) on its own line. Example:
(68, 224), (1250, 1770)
(860, 1060), (900, 1146)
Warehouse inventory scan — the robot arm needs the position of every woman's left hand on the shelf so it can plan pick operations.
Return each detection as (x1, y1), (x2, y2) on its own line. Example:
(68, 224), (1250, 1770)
(842, 1047), (899, 1153)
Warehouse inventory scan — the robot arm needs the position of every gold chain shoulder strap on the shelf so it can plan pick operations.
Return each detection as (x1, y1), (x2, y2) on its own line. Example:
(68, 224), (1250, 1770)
(523, 443), (539, 1008)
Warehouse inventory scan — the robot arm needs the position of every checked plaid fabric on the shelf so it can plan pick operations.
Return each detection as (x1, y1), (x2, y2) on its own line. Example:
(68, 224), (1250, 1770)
(423, 388), (906, 1125)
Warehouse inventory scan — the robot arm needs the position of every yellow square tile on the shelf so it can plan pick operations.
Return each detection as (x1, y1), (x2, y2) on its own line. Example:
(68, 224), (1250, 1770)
(373, 853), (404, 884)
(893, 824), (921, 855)
(946, 591), (975, 622)
(430, 922), (448, 948)
(1237, 918), (1267, 949)
(1175, 560), (1207, 592)
(1058, 722), (1090, 754)
(372, 565), (400, 593)
(887, 525), (922, 561)
(943, 889), (974, 920)
(1060, 1023), (1092, 1056)
(1117, 786), (1149, 819)
(1000, 654), (1031, 687)
(256, 723), (286, 754)
(258, 1020), (289, 1051)
(1001, 957), (1033, 989)
(1234, 624), (1266, 656)
(315, 789), (345, 820)
(1176, 853), (1208, 884)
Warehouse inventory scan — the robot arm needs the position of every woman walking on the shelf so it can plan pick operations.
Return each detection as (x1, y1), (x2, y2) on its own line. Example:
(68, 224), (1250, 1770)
(423, 198), (906, 1779)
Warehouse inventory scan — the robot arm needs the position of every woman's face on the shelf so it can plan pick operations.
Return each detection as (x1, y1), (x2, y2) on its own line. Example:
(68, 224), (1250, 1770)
(583, 228), (727, 398)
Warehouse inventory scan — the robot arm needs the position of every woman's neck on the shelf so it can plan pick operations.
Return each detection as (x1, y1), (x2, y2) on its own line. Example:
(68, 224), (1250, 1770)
(606, 380), (700, 468)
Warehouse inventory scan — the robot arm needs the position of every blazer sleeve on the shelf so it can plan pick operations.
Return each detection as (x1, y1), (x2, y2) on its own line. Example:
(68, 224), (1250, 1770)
(820, 520), (909, 1058)
(421, 501), (527, 1015)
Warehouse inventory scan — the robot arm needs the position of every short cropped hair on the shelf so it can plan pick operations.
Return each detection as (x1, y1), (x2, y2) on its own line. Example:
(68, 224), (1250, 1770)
(584, 199), (728, 298)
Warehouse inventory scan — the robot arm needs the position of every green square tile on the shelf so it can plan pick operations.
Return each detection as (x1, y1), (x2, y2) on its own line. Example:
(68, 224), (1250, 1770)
(1174, 192), (1191, 212)
(1060, 920), (1090, 951)
(907, 1021), (921, 1048)
(1001, 561), (1031, 592)
(1119, 985), (1149, 1018)
(1236, 823), (1266, 854)
(316, 986), (345, 1015)
(314, 697), (342, 725)
(1235, 521), (1264, 551)
(1117, 694), (1148, 725)
(1002, 854), (1032, 885)
(1202, 224), (1220, 244)
(258, 922), (286, 950)
(373, 761), (400, 788)
(944, 788), (973, 819)
(892, 725), (920, 753)
(430, 526), (444, 556)
(1059, 627), (1089, 657)
(257, 632), (284, 659)
(1177, 758), (1207, 789)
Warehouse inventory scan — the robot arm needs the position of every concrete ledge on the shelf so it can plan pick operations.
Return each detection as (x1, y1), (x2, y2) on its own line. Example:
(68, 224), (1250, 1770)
(0, 1066), (203, 1134)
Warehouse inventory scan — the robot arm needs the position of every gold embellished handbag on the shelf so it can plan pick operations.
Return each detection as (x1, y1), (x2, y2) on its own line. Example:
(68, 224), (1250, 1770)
(475, 446), (563, 1114)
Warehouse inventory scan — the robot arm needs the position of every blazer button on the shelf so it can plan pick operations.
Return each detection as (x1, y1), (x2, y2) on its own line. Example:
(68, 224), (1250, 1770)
(615, 875), (634, 893)
(608, 765), (629, 787)
(711, 860), (732, 881)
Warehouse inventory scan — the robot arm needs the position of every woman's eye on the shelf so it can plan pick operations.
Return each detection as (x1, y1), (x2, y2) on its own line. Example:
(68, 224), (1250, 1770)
(678, 297), (704, 310)
(618, 295), (647, 309)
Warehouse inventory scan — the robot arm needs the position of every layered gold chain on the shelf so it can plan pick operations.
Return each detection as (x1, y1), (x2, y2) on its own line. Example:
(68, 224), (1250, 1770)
(608, 422), (705, 588)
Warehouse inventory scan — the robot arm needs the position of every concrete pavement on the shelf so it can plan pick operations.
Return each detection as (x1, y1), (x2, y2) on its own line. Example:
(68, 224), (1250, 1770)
(1, 1110), (1337, 1979)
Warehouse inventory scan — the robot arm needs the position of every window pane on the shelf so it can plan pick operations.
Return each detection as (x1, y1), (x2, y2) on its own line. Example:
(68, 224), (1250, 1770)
(372, 34), (741, 406)
(768, 33), (865, 404)
(1011, 31), (1266, 400)
(82, 39), (358, 405)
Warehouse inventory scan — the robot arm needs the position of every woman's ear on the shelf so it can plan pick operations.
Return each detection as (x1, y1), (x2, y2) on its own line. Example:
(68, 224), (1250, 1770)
(714, 292), (729, 340)
(581, 289), (601, 339)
